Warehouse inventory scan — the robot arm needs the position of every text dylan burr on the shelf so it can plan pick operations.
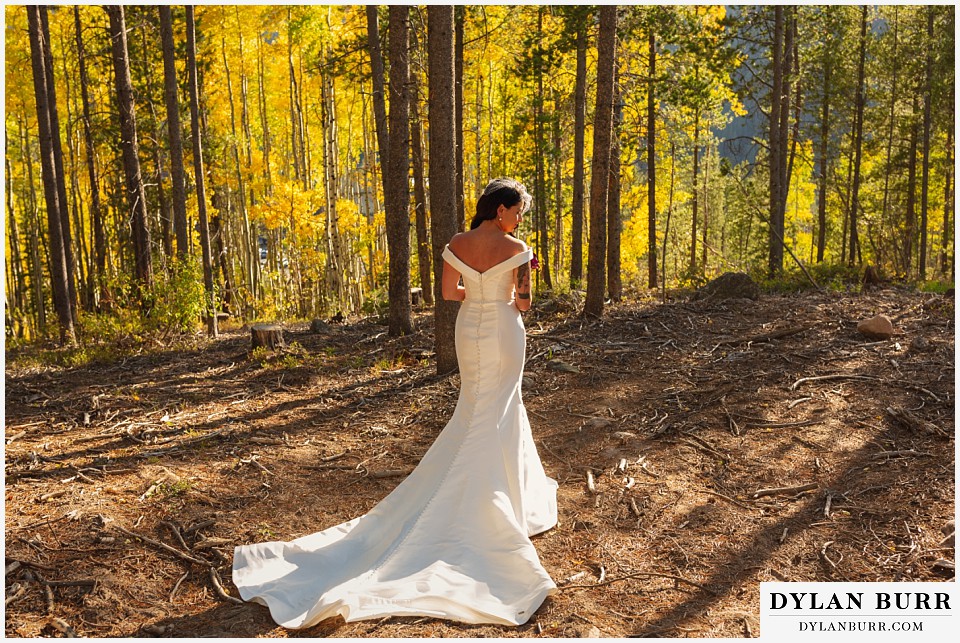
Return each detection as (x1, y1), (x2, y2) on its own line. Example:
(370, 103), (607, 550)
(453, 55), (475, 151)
(770, 592), (951, 611)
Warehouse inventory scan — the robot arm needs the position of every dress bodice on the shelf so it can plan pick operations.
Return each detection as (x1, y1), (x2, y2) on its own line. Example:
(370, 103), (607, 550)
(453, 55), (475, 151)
(442, 245), (532, 303)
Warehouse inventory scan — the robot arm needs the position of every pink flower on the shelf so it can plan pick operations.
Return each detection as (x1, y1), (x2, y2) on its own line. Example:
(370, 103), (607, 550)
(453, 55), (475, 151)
(530, 253), (540, 270)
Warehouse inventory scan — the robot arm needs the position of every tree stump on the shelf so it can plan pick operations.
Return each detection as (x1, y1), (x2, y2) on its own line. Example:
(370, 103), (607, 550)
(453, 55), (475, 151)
(411, 287), (423, 307)
(251, 324), (284, 350)
(693, 272), (760, 301)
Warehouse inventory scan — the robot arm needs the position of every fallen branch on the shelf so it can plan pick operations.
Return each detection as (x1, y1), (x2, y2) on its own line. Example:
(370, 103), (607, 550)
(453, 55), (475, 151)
(885, 407), (946, 437)
(585, 469), (597, 494)
(367, 469), (413, 479)
(870, 449), (933, 460)
(39, 489), (67, 502)
(677, 434), (726, 460)
(751, 483), (818, 499)
(161, 521), (191, 551)
(700, 488), (755, 511)
(789, 374), (878, 391)
(6, 430), (27, 444)
(717, 324), (811, 346)
(113, 524), (211, 566)
(40, 578), (98, 588)
(183, 519), (216, 536)
(170, 571), (189, 602)
(48, 617), (77, 637)
(560, 570), (716, 594)
(744, 419), (821, 429)
(209, 567), (244, 605)
(5, 583), (27, 607)
(891, 295), (939, 322)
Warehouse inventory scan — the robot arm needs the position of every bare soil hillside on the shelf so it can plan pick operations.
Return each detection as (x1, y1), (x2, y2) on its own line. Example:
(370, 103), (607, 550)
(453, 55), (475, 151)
(4, 287), (954, 638)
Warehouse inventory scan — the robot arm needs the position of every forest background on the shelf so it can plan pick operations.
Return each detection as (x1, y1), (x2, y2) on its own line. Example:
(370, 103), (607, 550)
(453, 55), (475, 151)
(3, 4), (955, 364)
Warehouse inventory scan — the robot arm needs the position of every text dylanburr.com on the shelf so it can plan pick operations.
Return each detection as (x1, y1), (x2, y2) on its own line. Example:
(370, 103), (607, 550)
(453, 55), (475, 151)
(760, 582), (955, 640)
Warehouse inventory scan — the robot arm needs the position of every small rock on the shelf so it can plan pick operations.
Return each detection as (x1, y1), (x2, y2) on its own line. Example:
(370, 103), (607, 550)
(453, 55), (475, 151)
(521, 376), (534, 390)
(547, 359), (580, 373)
(612, 431), (637, 441)
(940, 520), (955, 548)
(584, 417), (613, 430)
(942, 520), (955, 536)
(142, 624), (173, 636)
(310, 319), (330, 333)
(856, 314), (894, 340)
(910, 336), (931, 352)
(571, 625), (601, 638)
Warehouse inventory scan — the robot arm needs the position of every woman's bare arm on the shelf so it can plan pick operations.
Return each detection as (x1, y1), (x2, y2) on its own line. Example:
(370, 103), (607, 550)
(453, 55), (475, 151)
(515, 261), (531, 312)
(441, 260), (466, 301)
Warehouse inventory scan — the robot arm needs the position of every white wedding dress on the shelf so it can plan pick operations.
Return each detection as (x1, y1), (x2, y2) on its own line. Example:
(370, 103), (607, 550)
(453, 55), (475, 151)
(232, 245), (558, 628)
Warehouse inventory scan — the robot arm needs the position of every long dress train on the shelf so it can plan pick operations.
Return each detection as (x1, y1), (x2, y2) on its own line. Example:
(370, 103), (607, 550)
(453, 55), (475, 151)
(232, 245), (558, 628)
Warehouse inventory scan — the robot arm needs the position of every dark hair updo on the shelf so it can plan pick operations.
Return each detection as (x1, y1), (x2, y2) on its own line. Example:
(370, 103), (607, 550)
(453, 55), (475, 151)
(470, 178), (532, 230)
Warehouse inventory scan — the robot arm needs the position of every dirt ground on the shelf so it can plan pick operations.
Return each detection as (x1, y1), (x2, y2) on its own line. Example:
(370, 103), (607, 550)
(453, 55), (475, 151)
(4, 286), (955, 638)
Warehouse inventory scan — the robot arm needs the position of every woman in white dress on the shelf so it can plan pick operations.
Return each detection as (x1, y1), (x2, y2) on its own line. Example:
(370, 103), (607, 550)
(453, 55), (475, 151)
(232, 178), (558, 628)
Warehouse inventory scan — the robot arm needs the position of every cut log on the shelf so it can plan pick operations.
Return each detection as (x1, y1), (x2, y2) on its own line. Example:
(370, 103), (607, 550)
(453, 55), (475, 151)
(885, 406), (945, 437)
(411, 287), (423, 306)
(251, 324), (284, 350)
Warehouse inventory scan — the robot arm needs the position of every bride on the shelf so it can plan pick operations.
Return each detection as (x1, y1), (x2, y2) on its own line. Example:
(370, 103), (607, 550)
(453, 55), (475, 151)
(232, 178), (558, 628)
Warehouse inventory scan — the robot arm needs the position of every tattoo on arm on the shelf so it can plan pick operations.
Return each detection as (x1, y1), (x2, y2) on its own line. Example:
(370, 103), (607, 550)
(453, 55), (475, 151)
(516, 263), (531, 300)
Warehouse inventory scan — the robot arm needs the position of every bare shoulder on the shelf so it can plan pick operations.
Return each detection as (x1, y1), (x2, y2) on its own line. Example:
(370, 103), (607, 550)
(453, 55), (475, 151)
(503, 236), (527, 255)
(447, 232), (469, 253)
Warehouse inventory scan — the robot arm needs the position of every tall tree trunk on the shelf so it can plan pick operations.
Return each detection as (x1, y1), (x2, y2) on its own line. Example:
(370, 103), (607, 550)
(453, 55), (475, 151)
(647, 28), (658, 289)
(702, 145), (709, 272)
(691, 110), (700, 274)
(185, 7), (217, 337)
(880, 7), (898, 269)
(848, 5), (867, 266)
(661, 141), (676, 296)
(454, 6), (465, 232)
(533, 7), (552, 290)
(40, 7), (78, 324)
(5, 136), (27, 337)
(409, 17), (432, 305)
(584, 5), (617, 318)
(785, 14), (801, 204)
(320, 53), (345, 308)
(366, 6), (389, 177)
(552, 88), (563, 279)
(22, 118), (48, 334)
(132, 20), (168, 269)
(942, 84), (954, 276)
(768, 6), (784, 276)
(775, 7), (793, 265)
(287, 8), (302, 184)
(918, 6), (933, 279)
(570, 22), (588, 285)
(427, 6), (459, 374)
(28, 6), (74, 344)
(385, 6), (412, 336)
(607, 63), (622, 301)
(75, 6), (107, 306)
(816, 50), (831, 263)
(256, 32), (272, 193)
(107, 5), (153, 295)
(904, 96), (919, 275)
